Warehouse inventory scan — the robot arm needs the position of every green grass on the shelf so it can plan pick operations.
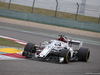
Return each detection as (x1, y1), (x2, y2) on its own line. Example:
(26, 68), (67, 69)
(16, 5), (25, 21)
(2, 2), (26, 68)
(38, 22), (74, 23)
(0, 38), (24, 48)
(0, 2), (99, 23)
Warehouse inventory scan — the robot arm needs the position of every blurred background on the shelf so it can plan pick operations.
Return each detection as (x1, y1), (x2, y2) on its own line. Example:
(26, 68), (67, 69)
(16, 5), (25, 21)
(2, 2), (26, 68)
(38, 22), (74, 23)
(0, 0), (100, 23)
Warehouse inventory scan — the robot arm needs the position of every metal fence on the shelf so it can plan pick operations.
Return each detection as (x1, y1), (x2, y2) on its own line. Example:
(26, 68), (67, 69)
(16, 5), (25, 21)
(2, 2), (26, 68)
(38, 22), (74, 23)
(0, 0), (100, 23)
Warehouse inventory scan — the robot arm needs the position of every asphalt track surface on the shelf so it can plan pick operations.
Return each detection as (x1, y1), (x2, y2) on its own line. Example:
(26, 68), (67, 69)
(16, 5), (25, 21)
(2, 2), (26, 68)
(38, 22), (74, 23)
(0, 22), (100, 75)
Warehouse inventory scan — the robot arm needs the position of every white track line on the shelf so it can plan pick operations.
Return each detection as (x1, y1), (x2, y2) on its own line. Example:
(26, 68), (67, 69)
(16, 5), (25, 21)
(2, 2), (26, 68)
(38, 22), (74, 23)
(0, 35), (27, 45)
(0, 55), (20, 60)
(0, 35), (27, 60)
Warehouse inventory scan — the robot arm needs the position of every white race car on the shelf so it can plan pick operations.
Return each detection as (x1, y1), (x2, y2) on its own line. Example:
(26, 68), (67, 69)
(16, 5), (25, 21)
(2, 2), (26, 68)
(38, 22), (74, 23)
(22, 35), (90, 63)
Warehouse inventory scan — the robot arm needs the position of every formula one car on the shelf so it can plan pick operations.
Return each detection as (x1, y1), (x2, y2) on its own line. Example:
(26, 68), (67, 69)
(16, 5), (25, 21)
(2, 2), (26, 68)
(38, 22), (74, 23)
(22, 35), (90, 63)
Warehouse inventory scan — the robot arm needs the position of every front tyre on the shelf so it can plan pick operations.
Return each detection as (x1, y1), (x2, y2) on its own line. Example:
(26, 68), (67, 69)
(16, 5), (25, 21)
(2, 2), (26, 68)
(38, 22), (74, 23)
(78, 48), (90, 62)
(59, 49), (71, 63)
(22, 43), (36, 58)
(24, 43), (36, 53)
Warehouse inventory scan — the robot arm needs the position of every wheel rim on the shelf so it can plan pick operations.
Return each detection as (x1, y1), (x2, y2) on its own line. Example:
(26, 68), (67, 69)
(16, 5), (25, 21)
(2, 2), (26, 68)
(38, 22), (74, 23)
(86, 50), (90, 62)
(66, 51), (71, 63)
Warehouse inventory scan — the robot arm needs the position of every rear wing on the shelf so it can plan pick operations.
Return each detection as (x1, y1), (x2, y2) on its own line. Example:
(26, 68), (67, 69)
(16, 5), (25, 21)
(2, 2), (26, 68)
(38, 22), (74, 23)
(58, 35), (83, 48)
(68, 40), (83, 49)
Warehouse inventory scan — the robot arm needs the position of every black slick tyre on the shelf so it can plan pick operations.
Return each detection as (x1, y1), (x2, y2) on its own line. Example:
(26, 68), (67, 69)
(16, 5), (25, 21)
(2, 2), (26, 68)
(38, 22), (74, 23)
(59, 49), (71, 63)
(22, 43), (36, 58)
(24, 43), (36, 53)
(78, 48), (90, 62)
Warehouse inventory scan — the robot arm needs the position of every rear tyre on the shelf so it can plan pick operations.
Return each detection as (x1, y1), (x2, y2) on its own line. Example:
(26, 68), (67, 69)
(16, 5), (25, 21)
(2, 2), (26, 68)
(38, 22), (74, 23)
(59, 49), (71, 63)
(22, 43), (36, 58)
(78, 48), (90, 62)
